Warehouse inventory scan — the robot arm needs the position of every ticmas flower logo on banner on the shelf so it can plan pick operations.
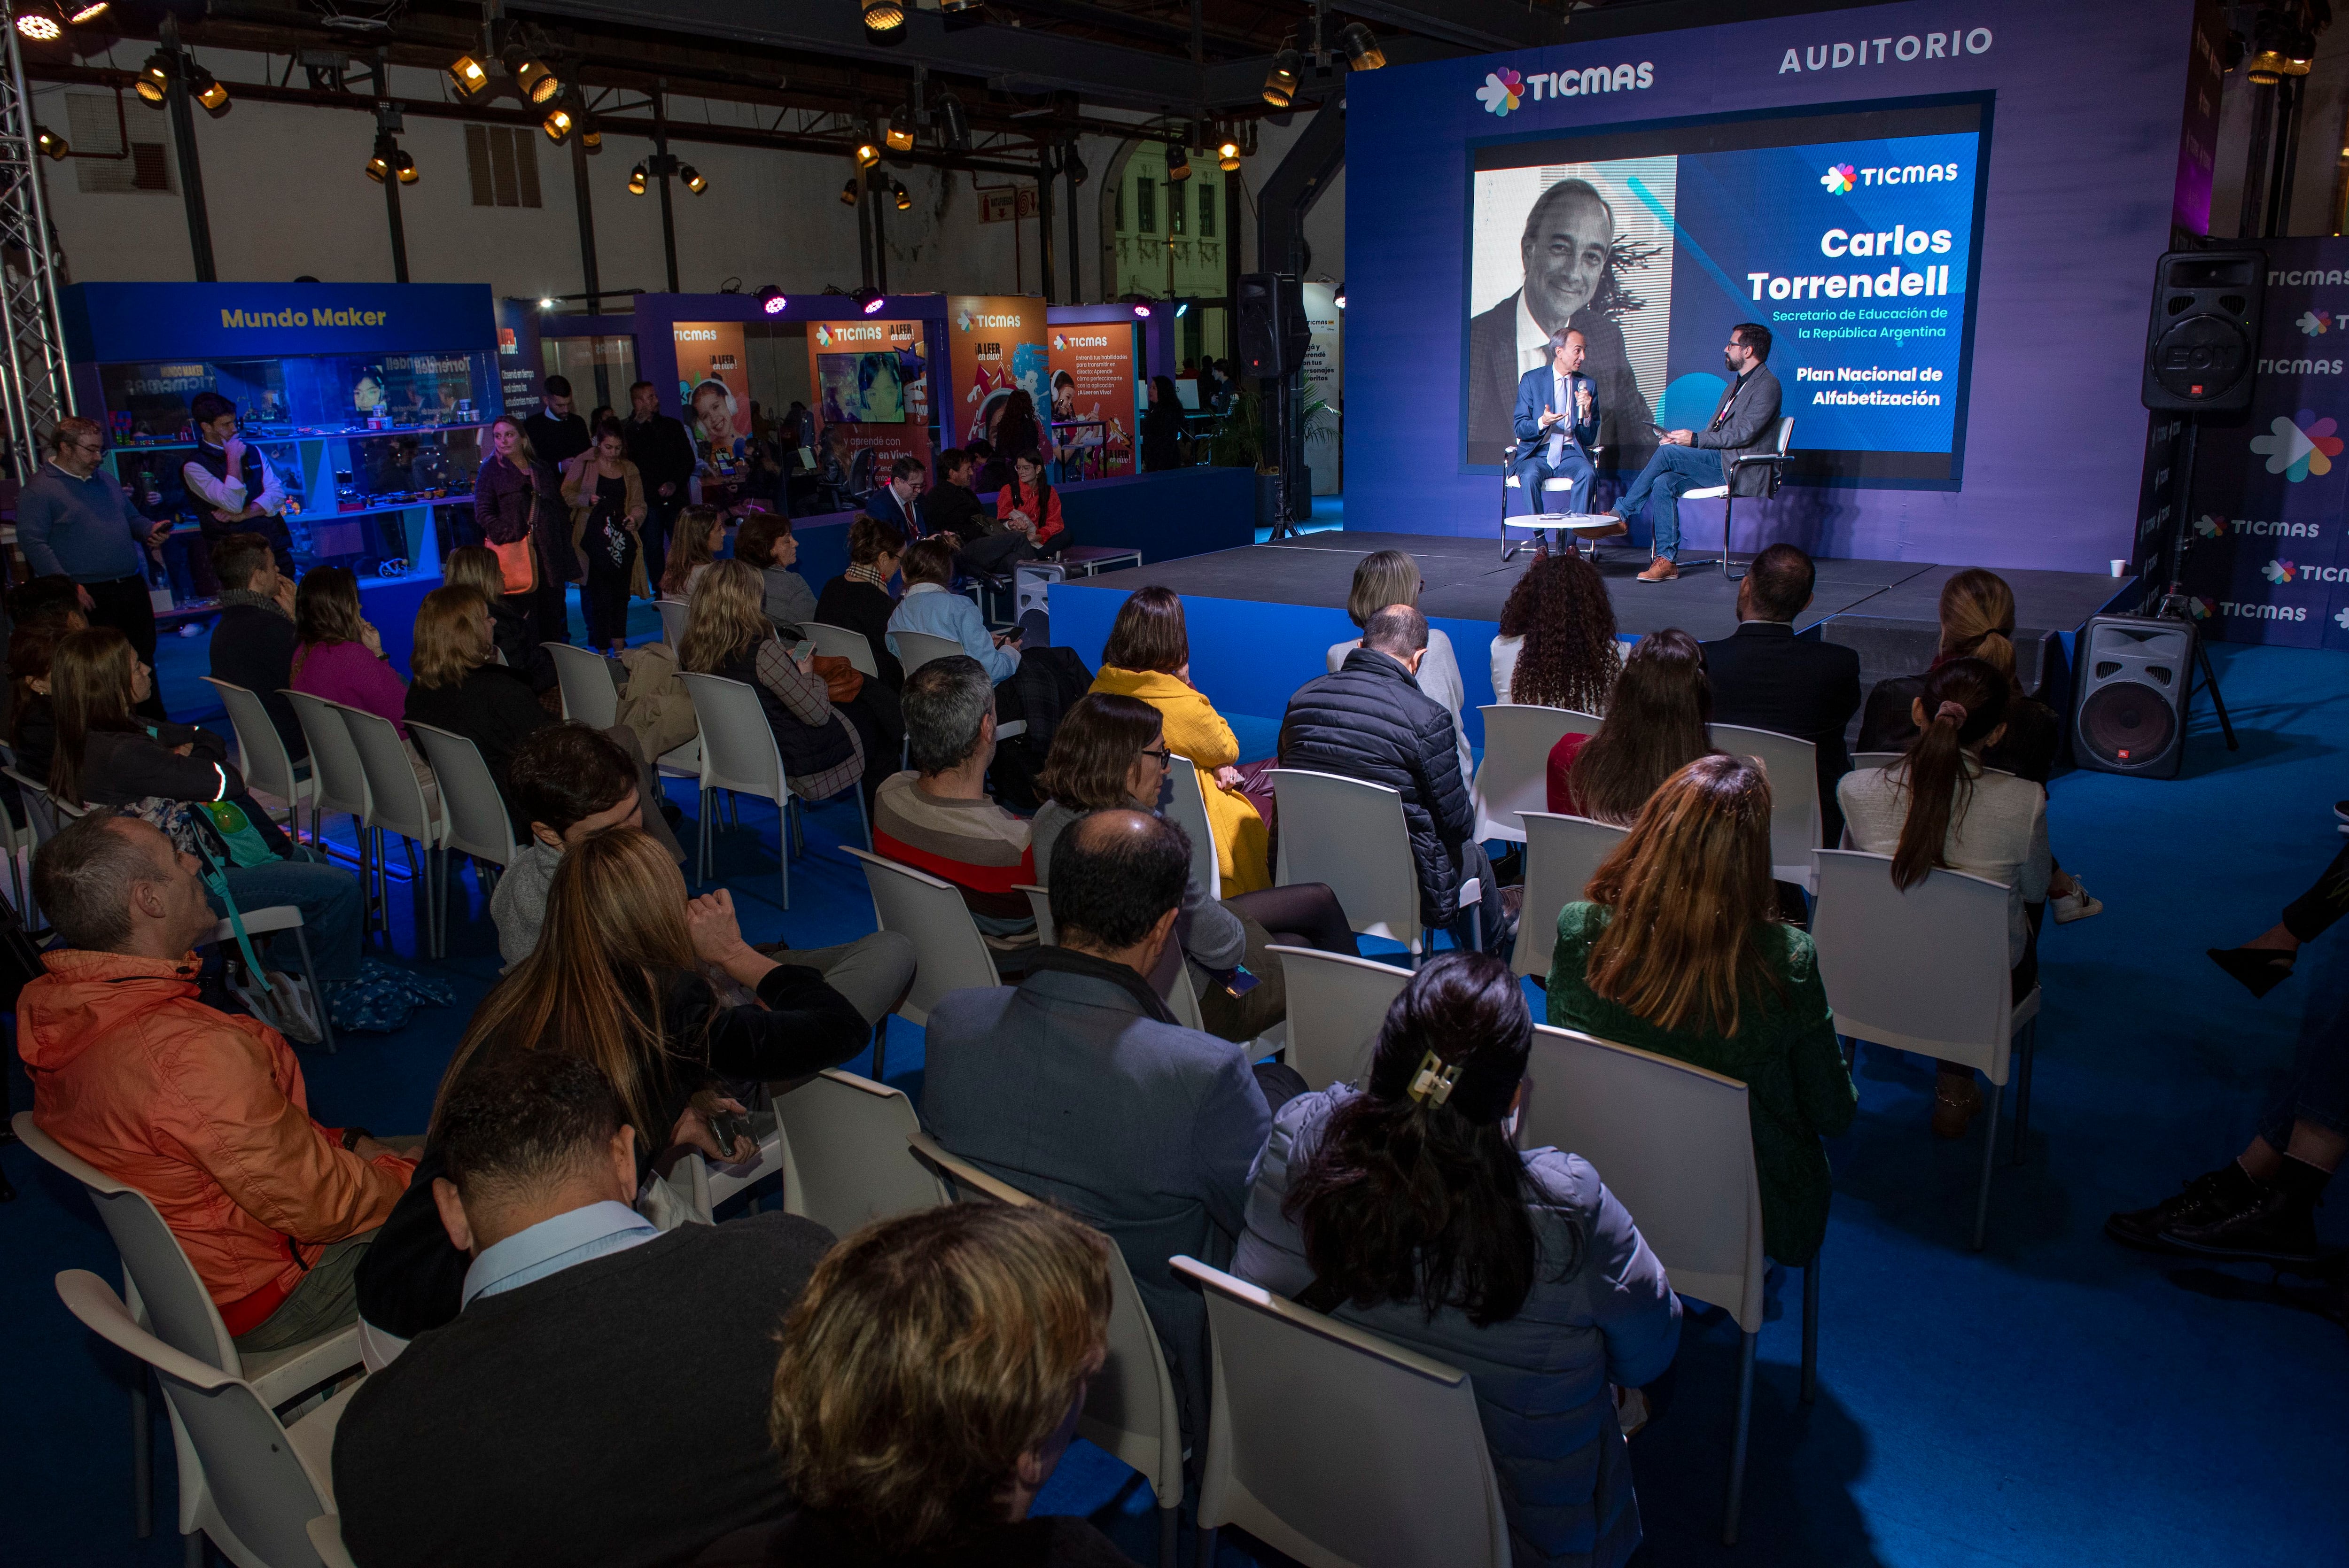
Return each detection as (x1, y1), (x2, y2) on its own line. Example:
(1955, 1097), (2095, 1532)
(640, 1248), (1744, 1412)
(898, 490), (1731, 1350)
(1477, 69), (1523, 116)
(2194, 513), (2230, 537)
(2264, 559), (2298, 585)
(2301, 309), (2335, 337)
(1820, 163), (1857, 194)
(2250, 411), (2344, 481)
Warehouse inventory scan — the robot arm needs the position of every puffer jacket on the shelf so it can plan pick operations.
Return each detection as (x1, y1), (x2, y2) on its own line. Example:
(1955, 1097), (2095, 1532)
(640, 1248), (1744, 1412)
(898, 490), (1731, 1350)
(1278, 647), (1474, 926)
(1234, 1088), (1681, 1568)
(17, 949), (415, 1335)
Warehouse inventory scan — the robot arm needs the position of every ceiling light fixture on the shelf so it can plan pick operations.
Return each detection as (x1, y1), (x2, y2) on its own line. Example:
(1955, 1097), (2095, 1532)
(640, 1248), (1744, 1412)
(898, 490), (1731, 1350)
(628, 161), (648, 195)
(134, 54), (170, 106)
(67, 0), (109, 22)
(447, 53), (490, 97)
(14, 9), (60, 40)
(758, 286), (788, 314)
(856, 140), (881, 169)
(541, 104), (575, 143)
(34, 125), (68, 159)
(1263, 48), (1300, 108)
(840, 176), (861, 204)
(1337, 22), (1385, 70)
(1164, 139), (1190, 181)
(190, 64), (230, 116)
(937, 92), (971, 154)
(894, 179), (912, 210)
(886, 105), (915, 152)
(510, 55), (561, 105)
(861, 0), (906, 44)
(681, 164), (707, 194)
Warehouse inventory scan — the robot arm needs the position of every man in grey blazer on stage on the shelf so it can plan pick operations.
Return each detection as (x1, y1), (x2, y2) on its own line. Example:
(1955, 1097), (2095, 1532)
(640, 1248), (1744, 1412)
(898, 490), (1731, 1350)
(1512, 327), (1601, 518)
(1606, 321), (1783, 582)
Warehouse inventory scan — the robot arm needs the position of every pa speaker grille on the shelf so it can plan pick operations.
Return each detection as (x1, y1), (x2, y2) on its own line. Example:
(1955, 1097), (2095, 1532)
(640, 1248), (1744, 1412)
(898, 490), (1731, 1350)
(2078, 678), (2178, 768)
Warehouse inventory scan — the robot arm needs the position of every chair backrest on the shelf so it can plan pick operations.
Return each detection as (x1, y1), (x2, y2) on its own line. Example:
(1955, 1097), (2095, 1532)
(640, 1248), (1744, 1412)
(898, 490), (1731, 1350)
(281, 691), (371, 821)
(893, 628), (963, 677)
(677, 672), (787, 803)
(13, 1111), (245, 1374)
(803, 621), (881, 679)
(1163, 754), (1221, 899)
(544, 642), (621, 730)
(1169, 1255), (1509, 1568)
(54, 1271), (331, 1566)
(1850, 751), (1903, 774)
(842, 846), (1004, 1025)
(340, 705), (438, 845)
(1470, 704), (1600, 844)
(1513, 811), (1630, 981)
(1268, 945), (1411, 1090)
(408, 723), (517, 867)
(4, 764), (65, 846)
(309, 1515), (359, 1568)
(1776, 414), (1796, 455)
(656, 598), (691, 646)
(1810, 847), (2019, 1078)
(1266, 768), (1421, 950)
(909, 1135), (1185, 1508)
(1518, 1025), (1766, 1331)
(1712, 722), (1820, 887)
(1016, 884), (1054, 945)
(202, 677), (303, 808)
(774, 1070), (949, 1239)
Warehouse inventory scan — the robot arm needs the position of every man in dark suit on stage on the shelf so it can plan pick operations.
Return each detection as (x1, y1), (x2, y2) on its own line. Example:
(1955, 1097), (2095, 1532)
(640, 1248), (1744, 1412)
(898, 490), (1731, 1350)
(1700, 543), (1862, 849)
(1606, 322), (1783, 583)
(1512, 327), (1601, 518)
(1466, 178), (1654, 469)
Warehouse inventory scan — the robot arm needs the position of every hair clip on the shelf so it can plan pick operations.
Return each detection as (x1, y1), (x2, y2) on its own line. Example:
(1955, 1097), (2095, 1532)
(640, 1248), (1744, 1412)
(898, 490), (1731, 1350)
(1406, 1050), (1462, 1108)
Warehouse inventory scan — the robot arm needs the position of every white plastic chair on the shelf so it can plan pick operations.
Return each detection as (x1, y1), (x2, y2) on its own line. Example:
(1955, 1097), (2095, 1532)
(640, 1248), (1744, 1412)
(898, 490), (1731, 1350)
(544, 641), (622, 730)
(1017, 882), (1207, 1031)
(1513, 812), (1630, 983)
(3, 764), (59, 922)
(655, 597), (691, 646)
(1266, 945), (1410, 1090)
(407, 723), (519, 957)
(1810, 848), (2044, 1250)
(679, 671), (872, 910)
(1849, 751), (1903, 774)
(1169, 1254), (1510, 1568)
(892, 626), (964, 677)
(1678, 415), (1796, 577)
(911, 1134), (1187, 1568)
(773, 1070), (949, 1239)
(55, 1268), (355, 1568)
(1518, 1025), (1784, 1545)
(202, 677), (317, 843)
(844, 845), (1006, 1081)
(307, 1515), (359, 1568)
(803, 620), (881, 679)
(1163, 753), (1222, 900)
(1714, 722), (1823, 891)
(1268, 768), (1478, 963)
(281, 691), (377, 934)
(339, 706), (448, 958)
(1469, 704), (1600, 844)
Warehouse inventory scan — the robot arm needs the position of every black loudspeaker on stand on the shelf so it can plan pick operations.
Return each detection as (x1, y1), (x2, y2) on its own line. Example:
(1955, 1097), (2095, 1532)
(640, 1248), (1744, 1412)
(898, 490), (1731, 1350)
(1238, 273), (1313, 537)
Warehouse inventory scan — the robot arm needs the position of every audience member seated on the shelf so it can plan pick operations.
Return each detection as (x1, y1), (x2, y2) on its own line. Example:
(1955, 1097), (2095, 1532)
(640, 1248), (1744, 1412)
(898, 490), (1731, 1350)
(354, 826), (880, 1351)
(334, 1050), (831, 1568)
(404, 585), (554, 837)
(1325, 549), (1474, 790)
(695, 1203), (1139, 1568)
(873, 654), (1039, 963)
(1546, 755), (1856, 1267)
(48, 627), (364, 1006)
(1838, 658), (2048, 1138)
(814, 514), (908, 691)
(993, 451), (1066, 558)
(680, 559), (871, 805)
(20, 813), (413, 1349)
(1697, 543), (1861, 847)
(733, 510), (816, 637)
(863, 455), (929, 540)
(1090, 586), (1270, 894)
(203, 531), (307, 764)
(659, 504), (727, 602)
(8, 618), (72, 785)
(290, 564), (436, 808)
(1282, 605), (1508, 955)
(441, 545), (557, 697)
(1236, 953), (1681, 1568)
(926, 447), (1011, 569)
(889, 537), (1020, 683)
(925, 809), (1303, 1451)
(1492, 548), (1620, 713)
(1548, 629), (1717, 822)
(1030, 693), (1357, 1042)
(7, 572), (87, 634)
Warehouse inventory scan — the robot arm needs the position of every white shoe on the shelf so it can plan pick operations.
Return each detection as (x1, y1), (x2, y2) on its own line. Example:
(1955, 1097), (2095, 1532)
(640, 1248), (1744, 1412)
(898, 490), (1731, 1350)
(177, 621), (203, 637)
(2050, 883), (2104, 924)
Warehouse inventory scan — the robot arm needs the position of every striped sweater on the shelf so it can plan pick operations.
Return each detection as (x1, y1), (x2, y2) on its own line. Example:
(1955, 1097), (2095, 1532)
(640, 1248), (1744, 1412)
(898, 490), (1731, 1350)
(871, 771), (1037, 949)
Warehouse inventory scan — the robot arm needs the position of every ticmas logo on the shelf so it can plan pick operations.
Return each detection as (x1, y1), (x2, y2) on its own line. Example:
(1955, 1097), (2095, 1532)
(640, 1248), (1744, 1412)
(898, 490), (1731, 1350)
(1820, 163), (1857, 194)
(2250, 410), (2344, 481)
(1477, 69), (1524, 116)
(2302, 309), (2336, 336)
(2274, 559), (2349, 583)
(1050, 333), (1066, 351)
(814, 324), (834, 348)
(2263, 559), (2297, 584)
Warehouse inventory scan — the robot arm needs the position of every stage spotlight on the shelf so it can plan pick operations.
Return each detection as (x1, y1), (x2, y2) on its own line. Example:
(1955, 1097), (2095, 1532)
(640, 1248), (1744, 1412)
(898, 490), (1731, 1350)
(1131, 299), (1151, 318)
(1175, 301), (1189, 317)
(628, 161), (648, 194)
(861, 0), (905, 44)
(539, 297), (556, 310)
(886, 105), (915, 152)
(33, 125), (67, 159)
(1263, 49), (1299, 108)
(364, 132), (394, 182)
(541, 104), (575, 143)
(14, 8), (60, 40)
(579, 117), (601, 150)
(446, 53), (490, 97)
(937, 92), (971, 154)
(894, 179), (912, 211)
(395, 148), (417, 184)
(851, 287), (885, 315)
(855, 139), (881, 169)
(190, 65), (230, 116)
(511, 56), (561, 105)
(135, 53), (170, 106)
(67, 0), (108, 22)
(758, 285), (788, 315)
(1337, 22), (1385, 70)
(680, 164), (707, 194)
(1334, 282), (1346, 310)
(840, 176), (860, 204)
(1218, 136), (1240, 171)
(1164, 140), (1190, 181)
(1066, 149), (1088, 185)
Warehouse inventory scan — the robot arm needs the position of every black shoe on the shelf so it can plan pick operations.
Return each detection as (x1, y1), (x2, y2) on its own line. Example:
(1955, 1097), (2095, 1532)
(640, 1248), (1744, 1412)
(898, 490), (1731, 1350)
(659, 797), (685, 831)
(2158, 1179), (2323, 1265)
(2106, 1164), (2257, 1252)
(2207, 945), (2296, 998)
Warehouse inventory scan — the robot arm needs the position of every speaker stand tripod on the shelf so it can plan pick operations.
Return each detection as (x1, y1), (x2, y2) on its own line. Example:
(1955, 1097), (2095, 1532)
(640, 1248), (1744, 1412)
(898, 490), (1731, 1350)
(2154, 418), (2240, 753)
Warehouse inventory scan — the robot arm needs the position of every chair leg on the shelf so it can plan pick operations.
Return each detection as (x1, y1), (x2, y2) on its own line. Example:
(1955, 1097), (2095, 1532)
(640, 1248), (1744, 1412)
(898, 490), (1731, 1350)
(401, 838), (423, 955)
(289, 924), (335, 1054)
(1197, 1526), (1218, 1566)
(1801, 1253), (1820, 1405)
(185, 1529), (205, 1566)
(856, 784), (874, 852)
(131, 1372), (152, 1538)
(697, 787), (713, 886)
(1971, 1080), (2005, 1252)
(1157, 1501), (1178, 1568)
(872, 1015), (888, 1083)
(2010, 1017), (2037, 1167)
(1722, 1328), (1756, 1546)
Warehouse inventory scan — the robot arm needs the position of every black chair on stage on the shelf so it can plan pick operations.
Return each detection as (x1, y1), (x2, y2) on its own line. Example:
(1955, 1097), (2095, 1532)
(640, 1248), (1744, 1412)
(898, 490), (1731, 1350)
(1673, 416), (1797, 581)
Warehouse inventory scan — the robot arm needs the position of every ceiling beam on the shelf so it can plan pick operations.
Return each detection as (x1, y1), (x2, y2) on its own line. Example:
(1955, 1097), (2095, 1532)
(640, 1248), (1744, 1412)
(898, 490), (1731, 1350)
(1324, 0), (1569, 54)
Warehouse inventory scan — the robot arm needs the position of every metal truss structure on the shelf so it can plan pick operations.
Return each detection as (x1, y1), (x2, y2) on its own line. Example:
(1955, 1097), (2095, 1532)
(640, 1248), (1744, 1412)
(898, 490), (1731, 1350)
(0, 7), (73, 483)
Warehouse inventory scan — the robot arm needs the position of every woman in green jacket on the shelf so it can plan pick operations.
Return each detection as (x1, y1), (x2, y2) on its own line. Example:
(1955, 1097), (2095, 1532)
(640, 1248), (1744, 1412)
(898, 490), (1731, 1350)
(1545, 753), (1857, 1265)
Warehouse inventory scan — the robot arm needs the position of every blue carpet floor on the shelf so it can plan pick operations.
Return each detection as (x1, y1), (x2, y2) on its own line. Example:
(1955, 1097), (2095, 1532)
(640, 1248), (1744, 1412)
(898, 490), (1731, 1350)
(5, 591), (2346, 1567)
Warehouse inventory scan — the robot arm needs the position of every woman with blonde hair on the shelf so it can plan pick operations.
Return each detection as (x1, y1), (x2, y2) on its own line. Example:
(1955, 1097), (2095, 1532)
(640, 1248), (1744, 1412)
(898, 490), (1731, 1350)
(695, 1202), (1133, 1567)
(660, 504), (727, 600)
(404, 583), (552, 833)
(678, 559), (869, 806)
(1324, 548), (1472, 790)
(1547, 753), (1856, 1267)
(442, 544), (556, 695)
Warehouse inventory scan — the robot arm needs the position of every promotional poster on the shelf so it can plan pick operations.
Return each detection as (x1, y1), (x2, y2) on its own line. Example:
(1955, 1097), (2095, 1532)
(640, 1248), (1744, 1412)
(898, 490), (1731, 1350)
(949, 295), (1049, 452)
(677, 320), (754, 509)
(1302, 283), (1344, 495)
(806, 317), (933, 496)
(1047, 321), (1136, 479)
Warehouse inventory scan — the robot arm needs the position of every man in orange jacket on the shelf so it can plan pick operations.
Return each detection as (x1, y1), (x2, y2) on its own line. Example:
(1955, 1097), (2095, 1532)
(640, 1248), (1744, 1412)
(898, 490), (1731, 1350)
(19, 813), (415, 1350)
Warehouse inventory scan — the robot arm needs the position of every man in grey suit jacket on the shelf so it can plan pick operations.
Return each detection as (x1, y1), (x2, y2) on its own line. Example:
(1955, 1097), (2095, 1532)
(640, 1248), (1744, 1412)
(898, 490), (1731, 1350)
(1606, 321), (1783, 582)
(923, 808), (1302, 1450)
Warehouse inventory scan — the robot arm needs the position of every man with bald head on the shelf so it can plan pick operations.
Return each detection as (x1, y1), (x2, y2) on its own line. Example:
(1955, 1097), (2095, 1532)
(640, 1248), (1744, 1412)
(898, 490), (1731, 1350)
(1467, 178), (1657, 468)
(922, 806), (1302, 1452)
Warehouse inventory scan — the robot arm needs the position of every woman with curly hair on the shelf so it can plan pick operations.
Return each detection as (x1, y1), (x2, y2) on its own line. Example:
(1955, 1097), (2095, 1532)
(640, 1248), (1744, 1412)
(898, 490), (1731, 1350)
(1490, 550), (1621, 714)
